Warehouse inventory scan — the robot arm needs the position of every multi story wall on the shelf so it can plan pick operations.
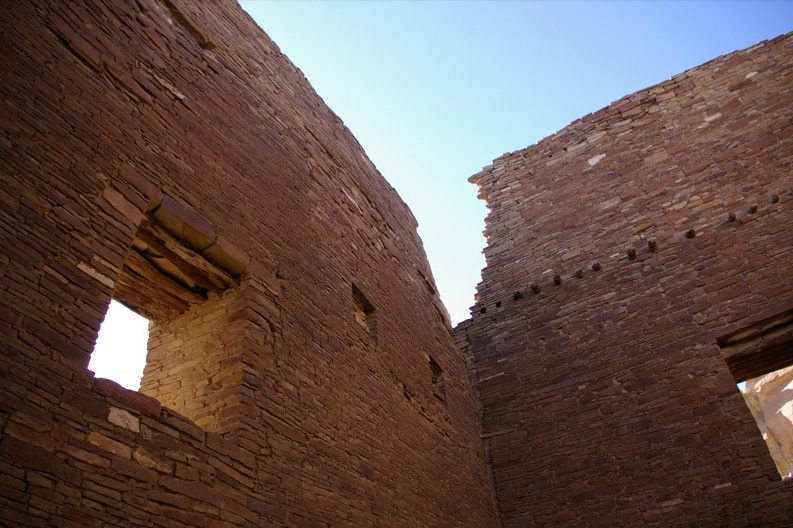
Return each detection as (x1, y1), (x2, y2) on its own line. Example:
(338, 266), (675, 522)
(458, 33), (793, 526)
(0, 1), (496, 526)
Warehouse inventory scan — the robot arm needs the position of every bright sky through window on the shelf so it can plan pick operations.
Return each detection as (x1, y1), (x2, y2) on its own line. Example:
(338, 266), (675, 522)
(89, 300), (149, 390)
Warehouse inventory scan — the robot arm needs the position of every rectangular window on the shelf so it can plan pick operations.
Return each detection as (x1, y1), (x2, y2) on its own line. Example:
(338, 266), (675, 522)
(429, 356), (447, 403)
(89, 194), (247, 433)
(352, 284), (378, 344)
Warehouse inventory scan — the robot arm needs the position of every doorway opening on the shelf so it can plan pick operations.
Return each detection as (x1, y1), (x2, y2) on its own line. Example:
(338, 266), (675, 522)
(718, 308), (793, 480)
(739, 365), (793, 480)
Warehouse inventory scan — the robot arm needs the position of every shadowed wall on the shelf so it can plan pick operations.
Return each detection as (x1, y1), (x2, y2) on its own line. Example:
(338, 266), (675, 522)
(0, 1), (495, 526)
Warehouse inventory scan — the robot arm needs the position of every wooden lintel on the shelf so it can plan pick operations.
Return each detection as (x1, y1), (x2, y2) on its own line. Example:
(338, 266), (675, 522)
(135, 220), (235, 294)
(122, 250), (206, 307)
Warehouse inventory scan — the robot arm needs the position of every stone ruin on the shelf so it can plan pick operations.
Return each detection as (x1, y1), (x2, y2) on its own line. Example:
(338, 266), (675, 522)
(0, 1), (791, 527)
(457, 30), (793, 525)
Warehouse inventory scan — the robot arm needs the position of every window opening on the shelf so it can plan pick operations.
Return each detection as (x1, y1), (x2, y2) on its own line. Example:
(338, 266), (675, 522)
(352, 284), (377, 344)
(89, 300), (149, 390)
(717, 308), (793, 480)
(429, 356), (447, 402)
(89, 196), (245, 397)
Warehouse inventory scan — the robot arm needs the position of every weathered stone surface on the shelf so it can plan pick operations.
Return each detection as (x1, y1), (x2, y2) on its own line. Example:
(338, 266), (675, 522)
(459, 31), (793, 527)
(3, 1), (792, 526)
(0, 1), (494, 526)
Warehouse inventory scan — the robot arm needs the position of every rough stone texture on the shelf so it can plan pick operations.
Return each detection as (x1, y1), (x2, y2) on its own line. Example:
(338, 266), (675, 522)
(458, 33), (793, 526)
(5, 1), (793, 526)
(0, 1), (495, 526)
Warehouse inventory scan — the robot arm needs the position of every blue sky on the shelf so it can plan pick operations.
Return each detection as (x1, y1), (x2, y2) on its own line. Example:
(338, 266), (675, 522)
(92, 1), (793, 388)
(239, 0), (793, 325)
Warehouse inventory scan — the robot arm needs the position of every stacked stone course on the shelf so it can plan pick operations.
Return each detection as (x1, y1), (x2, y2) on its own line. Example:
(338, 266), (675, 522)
(0, 1), (494, 526)
(2, 0), (793, 526)
(458, 32), (793, 526)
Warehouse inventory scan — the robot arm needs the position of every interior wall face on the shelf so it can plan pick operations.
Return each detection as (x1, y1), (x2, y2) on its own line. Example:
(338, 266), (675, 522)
(459, 33), (793, 527)
(0, 1), (496, 526)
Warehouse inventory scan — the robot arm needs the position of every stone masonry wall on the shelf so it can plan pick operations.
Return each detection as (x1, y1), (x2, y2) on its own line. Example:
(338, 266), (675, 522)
(458, 33), (793, 526)
(0, 1), (495, 526)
